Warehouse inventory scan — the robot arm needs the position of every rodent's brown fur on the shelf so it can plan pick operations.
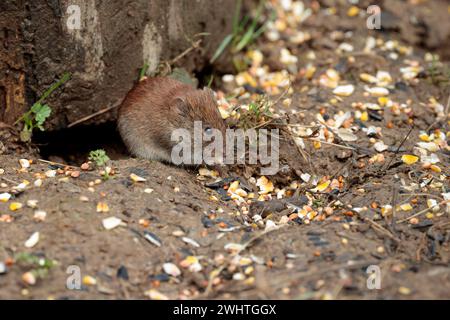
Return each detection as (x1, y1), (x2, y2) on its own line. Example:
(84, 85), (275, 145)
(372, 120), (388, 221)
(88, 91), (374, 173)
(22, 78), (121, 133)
(118, 77), (226, 163)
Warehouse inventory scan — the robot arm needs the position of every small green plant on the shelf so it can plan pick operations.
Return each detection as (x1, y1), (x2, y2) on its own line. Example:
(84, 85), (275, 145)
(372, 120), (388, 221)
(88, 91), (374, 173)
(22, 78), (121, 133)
(89, 149), (112, 180)
(426, 55), (450, 86)
(16, 72), (71, 142)
(88, 149), (110, 167)
(139, 63), (149, 81)
(237, 95), (273, 130)
(15, 252), (57, 280)
(210, 0), (273, 63)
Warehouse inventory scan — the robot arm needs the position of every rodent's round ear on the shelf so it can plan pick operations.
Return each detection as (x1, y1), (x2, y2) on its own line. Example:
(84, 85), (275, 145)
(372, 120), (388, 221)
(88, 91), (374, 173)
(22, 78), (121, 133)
(173, 97), (190, 115)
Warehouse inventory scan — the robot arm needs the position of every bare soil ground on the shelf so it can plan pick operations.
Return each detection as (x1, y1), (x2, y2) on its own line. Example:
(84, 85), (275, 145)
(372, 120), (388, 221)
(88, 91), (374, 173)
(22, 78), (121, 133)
(0, 0), (449, 299)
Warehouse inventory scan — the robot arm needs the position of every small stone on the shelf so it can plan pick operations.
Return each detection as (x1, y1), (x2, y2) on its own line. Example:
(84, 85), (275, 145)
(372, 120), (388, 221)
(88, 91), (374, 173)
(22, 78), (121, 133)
(117, 265), (129, 280)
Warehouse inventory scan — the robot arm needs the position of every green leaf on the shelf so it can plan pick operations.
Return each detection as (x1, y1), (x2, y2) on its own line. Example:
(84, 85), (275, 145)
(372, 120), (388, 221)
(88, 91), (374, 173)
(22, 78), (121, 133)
(30, 103), (42, 114)
(88, 149), (110, 167)
(34, 104), (51, 128)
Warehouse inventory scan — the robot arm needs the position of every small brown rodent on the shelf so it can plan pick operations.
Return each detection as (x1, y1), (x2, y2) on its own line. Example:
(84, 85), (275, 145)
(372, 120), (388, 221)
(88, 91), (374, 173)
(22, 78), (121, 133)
(118, 77), (227, 164)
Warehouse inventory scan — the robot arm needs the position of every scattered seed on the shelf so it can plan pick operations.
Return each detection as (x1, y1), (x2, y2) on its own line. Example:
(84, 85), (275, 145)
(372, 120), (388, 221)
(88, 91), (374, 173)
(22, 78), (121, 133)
(144, 289), (168, 300)
(181, 237), (200, 248)
(9, 202), (23, 211)
(162, 263), (181, 277)
(26, 199), (38, 208)
(24, 232), (39, 248)
(102, 216), (122, 230)
(130, 173), (146, 182)
(22, 272), (36, 285)
(0, 262), (6, 274)
(333, 84), (355, 97)
(96, 202), (109, 213)
(402, 154), (419, 165)
(33, 210), (47, 222)
(82, 275), (97, 286)
(398, 286), (411, 295)
(0, 193), (11, 202)
(143, 231), (162, 247)
(19, 159), (31, 169)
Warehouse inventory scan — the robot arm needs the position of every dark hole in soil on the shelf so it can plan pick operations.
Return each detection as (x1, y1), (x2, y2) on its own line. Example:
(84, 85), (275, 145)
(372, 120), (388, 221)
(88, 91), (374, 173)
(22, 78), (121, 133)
(33, 121), (129, 165)
(194, 63), (217, 88)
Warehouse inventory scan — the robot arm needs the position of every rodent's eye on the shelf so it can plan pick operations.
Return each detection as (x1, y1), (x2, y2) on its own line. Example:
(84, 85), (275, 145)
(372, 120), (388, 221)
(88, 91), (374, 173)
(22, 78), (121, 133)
(204, 127), (213, 135)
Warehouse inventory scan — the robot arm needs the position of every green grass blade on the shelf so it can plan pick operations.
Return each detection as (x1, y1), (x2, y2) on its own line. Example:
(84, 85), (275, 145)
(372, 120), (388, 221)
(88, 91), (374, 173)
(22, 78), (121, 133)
(139, 63), (149, 80)
(232, 0), (243, 35)
(233, 24), (256, 53)
(210, 34), (233, 63)
(36, 72), (71, 105)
